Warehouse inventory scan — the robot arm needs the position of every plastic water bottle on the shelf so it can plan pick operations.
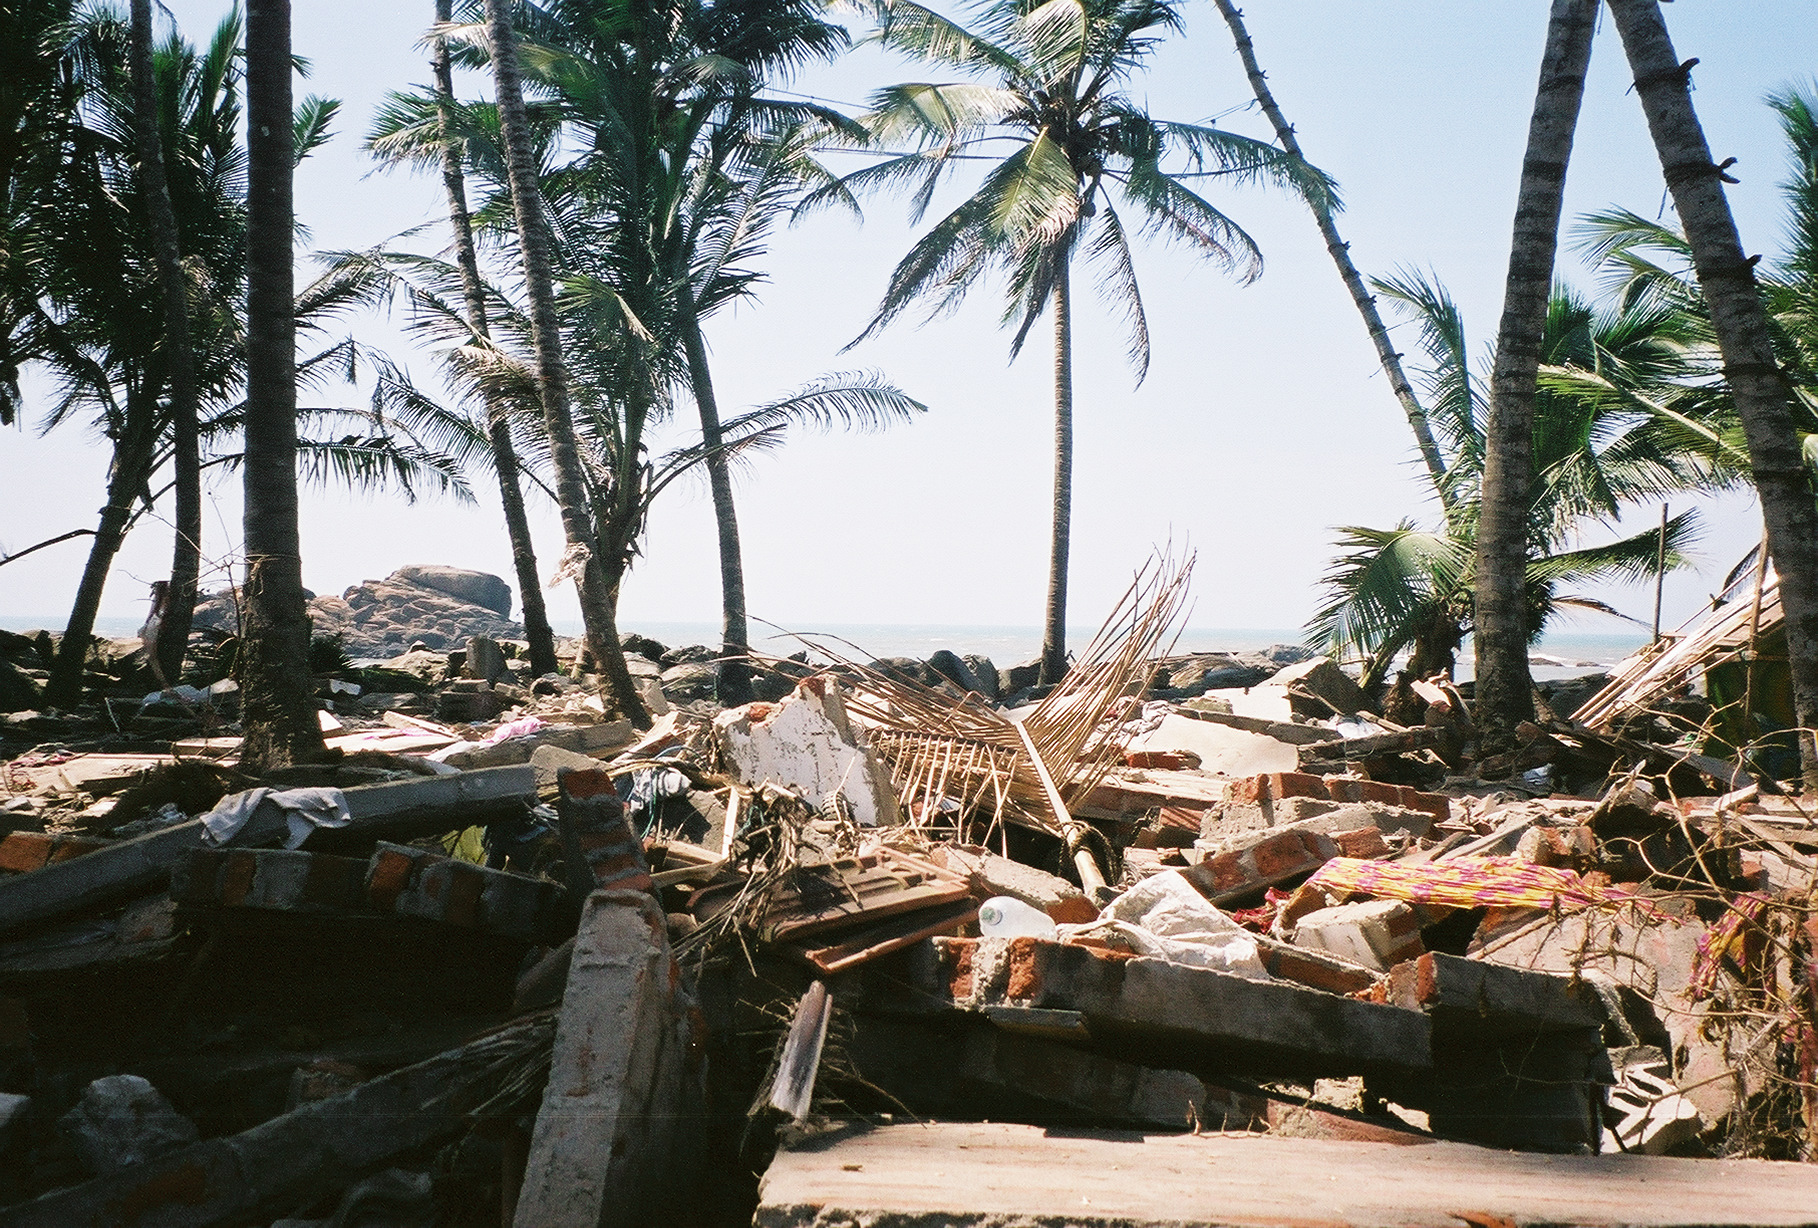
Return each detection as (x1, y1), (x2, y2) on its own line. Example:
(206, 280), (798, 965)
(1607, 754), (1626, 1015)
(978, 896), (1058, 940)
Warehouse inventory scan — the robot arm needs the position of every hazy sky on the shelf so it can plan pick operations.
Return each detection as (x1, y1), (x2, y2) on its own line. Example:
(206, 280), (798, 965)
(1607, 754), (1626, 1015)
(4, 1), (1815, 644)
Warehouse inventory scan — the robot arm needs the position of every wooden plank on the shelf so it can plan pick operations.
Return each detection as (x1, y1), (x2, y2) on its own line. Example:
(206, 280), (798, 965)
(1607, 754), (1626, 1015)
(757, 1122), (1818, 1228)
(795, 900), (979, 975)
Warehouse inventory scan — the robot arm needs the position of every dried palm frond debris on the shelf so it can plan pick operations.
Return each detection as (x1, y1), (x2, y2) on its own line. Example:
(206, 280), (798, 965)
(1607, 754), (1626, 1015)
(761, 556), (1193, 893)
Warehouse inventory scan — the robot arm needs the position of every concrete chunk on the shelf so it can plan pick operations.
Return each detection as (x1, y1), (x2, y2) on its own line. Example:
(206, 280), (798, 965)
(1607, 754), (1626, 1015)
(513, 890), (693, 1228)
(714, 679), (902, 826)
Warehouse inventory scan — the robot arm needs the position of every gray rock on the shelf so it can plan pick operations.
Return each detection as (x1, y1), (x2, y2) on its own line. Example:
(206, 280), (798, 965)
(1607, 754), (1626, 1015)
(659, 644), (717, 668)
(660, 661), (719, 702)
(390, 565), (513, 617)
(464, 635), (508, 685)
(58, 1075), (198, 1176)
(870, 657), (935, 687)
(623, 634), (668, 661)
(927, 650), (984, 695)
(1001, 658), (1042, 693)
(961, 655), (1000, 701)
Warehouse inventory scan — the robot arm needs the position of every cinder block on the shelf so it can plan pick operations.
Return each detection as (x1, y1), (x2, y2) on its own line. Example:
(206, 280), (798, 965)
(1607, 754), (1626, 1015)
(1292, 899), (1423, 972)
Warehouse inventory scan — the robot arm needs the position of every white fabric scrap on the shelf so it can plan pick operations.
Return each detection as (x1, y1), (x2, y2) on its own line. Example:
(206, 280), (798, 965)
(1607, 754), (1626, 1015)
(1060, 870), (1271, 980)
(202, 787), (352, 850)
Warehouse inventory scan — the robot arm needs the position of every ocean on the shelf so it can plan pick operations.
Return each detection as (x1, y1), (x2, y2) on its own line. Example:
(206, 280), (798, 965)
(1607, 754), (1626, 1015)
(0, 615), (1649, 679)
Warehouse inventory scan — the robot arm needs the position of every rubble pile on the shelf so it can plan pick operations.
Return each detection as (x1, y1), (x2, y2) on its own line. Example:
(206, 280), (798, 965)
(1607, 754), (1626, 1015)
(1, 560), (1816, 1225)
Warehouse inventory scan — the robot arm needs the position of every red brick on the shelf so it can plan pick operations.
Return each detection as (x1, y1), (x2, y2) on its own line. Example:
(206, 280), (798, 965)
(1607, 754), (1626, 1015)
(1004, 936), (1043, 1000)
(1228, 775), (1269, 804)
(938, 937), (977, 999)
(1125, 750), (1193, 770)
(1356, 780), (1403, 806)
(1267, 772), (1329, 801)
(1404, 791), (1452, 825)
(1332, 827), (1390, 860)
(1046, 896), (1099, 925)
(220, 850), (259, 908)
(558, 766), (618, 800)
(0, 832), (52, 874)
(443, 864), (486, 928)
(1157, 804), (1206, 832)
(1249, 831), (1326, 881)
(367, 848), (414, 911)
(1323, 776), (1366, 803)
(1259, 947), (1376, 995)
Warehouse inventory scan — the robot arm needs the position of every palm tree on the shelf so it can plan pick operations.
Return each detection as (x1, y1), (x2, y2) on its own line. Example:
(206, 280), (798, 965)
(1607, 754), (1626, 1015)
(420, 1), (558, 675)
(238, 0), (324, 770)
(129, 0), (201, 685)
(382, 0), (858, 704)
(841, 0), (1333, 686)
(1474, 0), (1599, 752)
(483, 0), (657, 726)
(0, 0), (84, 429)
(1207, 0), (1448, 505)
(1547, 83), (1818, 781)
(1309, 271), (1716, 696)
(1605, 0), (1818, 790)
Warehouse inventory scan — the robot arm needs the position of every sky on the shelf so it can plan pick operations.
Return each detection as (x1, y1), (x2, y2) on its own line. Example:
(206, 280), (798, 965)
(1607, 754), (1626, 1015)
(4, 0), (1816, 650)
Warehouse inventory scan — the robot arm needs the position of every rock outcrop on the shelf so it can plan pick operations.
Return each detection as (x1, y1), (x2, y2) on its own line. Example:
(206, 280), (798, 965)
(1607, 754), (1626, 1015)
(192, 566), (523, 658)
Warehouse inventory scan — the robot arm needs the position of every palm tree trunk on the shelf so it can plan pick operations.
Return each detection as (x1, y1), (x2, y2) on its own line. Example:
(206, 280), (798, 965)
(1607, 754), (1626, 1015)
(1472, 0), (1597, 754)
(238, 0), (325, 771)
(44, 441), (153, 707)
(431, 0), (557, 679)
(1209, 0), (1450, 505)
(130, 0), (201, 688)
(483, 0), (648, 727)
(677, 281), (752, 706)
(1038, 258), (1073, 687)
(1609, 0), (1818, 790)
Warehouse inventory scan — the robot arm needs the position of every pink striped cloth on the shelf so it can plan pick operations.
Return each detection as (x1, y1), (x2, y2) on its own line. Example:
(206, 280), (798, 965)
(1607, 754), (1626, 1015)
(1303, 856), (1629, 911)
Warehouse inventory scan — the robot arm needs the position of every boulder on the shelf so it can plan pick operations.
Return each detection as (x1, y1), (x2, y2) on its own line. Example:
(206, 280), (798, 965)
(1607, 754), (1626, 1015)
(390, 565), (513, 617)
(927, 650), (984, 696)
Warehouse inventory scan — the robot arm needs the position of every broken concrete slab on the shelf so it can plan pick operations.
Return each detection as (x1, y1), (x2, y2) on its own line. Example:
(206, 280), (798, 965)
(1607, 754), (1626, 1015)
(1292, 899), (1423, 972)
(754, 1122), (1818, 1228)
(1120, 712), (1299, 778)
(714, 680), (902, 827)
(513, 890), (693, 1228)
(932, 935), (1431, 1079)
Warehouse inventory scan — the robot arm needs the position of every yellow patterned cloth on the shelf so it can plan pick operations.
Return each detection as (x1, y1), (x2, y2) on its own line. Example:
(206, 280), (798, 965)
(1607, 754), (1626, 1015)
(1303, 856), (1628, 911)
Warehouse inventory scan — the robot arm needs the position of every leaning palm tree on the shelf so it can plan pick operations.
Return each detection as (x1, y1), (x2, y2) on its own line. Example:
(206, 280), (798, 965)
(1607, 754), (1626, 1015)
(840, 0), (1333, 685)
(1309, 271), (1719, 695)
(1608, 0), (1818, 790)
(1207, 0), (1448, 506)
